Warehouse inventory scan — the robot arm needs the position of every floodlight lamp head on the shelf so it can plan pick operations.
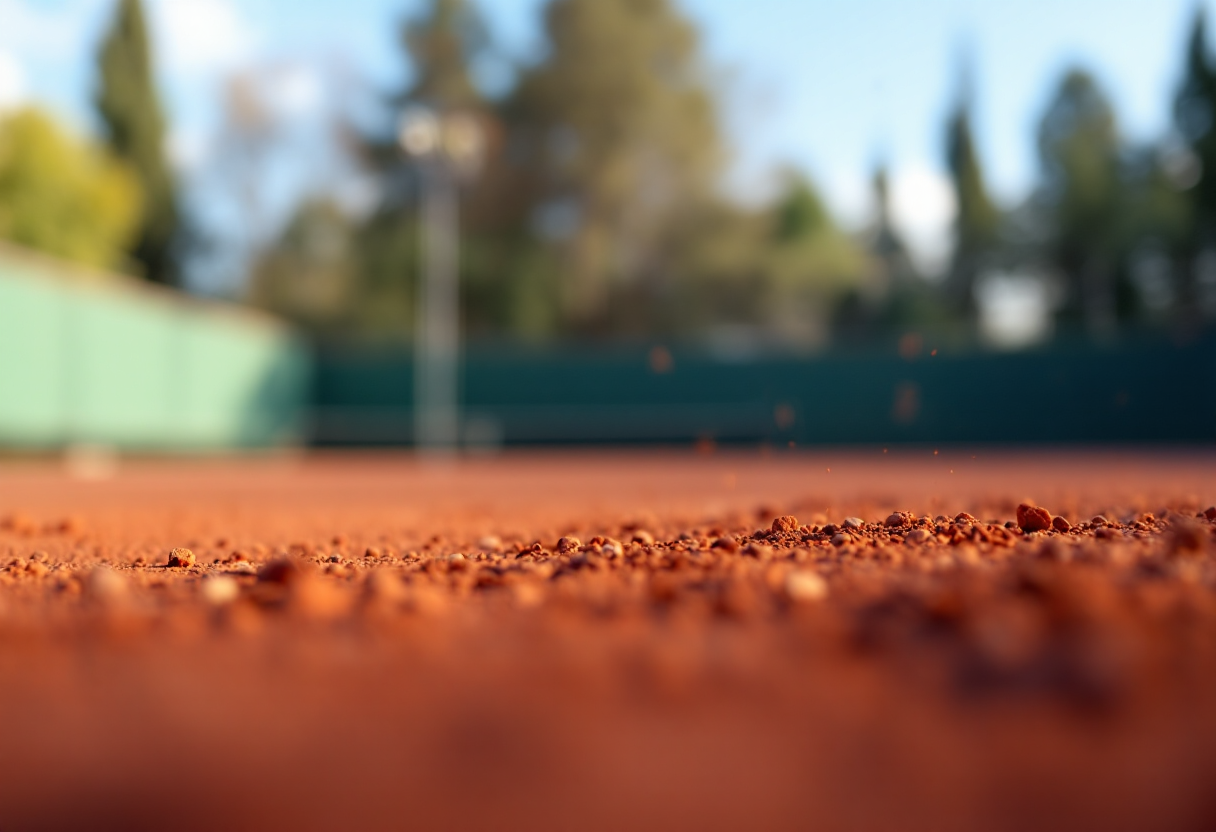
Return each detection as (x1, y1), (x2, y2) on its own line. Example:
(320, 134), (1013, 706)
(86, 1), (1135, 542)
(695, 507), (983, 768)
(399, 107), (440, 157)
(443, 113), (486, 177)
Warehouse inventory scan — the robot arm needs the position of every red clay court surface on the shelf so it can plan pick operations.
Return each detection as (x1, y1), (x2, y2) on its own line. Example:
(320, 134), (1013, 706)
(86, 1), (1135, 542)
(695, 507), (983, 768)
(1, 448), (1215, 831)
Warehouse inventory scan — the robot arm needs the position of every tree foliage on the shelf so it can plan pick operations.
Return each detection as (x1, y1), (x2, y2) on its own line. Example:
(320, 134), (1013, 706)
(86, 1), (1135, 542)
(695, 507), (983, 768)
(1172, 8), (1216, 317)
(0, 108), (142, 270)
(253, 0), (872, 345)
(399, 0), (488, 110)
(509, 0), (722, 324)
(1175, 10), (1216, 223)
(944, 93), (998, 314)
(323, 0), (494, 341)
(249, 199), (355, 331)
(95, 0), (181, 285)
(1035, 69), (1124, 330)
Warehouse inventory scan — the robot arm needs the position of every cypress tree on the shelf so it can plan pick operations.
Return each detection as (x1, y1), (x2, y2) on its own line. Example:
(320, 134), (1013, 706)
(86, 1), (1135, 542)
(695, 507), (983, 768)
(399, 0), (487, 110)
(1173, 8), (1216, 320)
(945, 93), (998, 317)
(1036, 69), (1123, 333)
(95, 0), (180, 285)
(869, 165), (915, 289)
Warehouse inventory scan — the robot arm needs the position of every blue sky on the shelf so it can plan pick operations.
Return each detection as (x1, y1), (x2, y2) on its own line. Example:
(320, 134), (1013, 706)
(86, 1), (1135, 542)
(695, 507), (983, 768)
(0, 0), (1211, 281)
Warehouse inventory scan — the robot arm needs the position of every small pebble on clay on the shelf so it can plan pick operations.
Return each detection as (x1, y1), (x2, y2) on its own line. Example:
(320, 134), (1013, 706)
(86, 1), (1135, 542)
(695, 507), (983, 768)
(167, 548), (195, 568)
(1016, 504), (1053, 533)
(771, 515), (799, 534)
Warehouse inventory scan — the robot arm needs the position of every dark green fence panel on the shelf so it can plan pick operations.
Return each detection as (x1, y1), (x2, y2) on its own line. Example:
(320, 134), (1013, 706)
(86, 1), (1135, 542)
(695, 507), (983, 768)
(312, 333), (1216, 446)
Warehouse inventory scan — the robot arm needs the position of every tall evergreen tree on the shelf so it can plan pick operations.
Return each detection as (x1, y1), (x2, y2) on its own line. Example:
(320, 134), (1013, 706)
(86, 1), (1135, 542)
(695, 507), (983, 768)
(944, 90), (998, 318)
(1036, 68), (1123, 334)
(95, 0), (180, 285)
(1172, 7), (1216, 321)
(399, 0), (487, 111)
(510, 0), (722, 326)
(868, 165), (915, 291)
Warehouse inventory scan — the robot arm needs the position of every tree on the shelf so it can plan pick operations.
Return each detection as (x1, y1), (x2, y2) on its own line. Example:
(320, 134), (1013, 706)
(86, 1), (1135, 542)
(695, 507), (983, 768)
(1117, 145), (1189, 322)
(347, 0), (493, 340)
(1035, 68), (1123, 333)
(398, 0), (487, 110)
(944, 90), (999, 318)
(1172, 7), (1216, 322)
(762, 175), (868, 346)
(774, 176), (832, 244)
(837, 164), (959, 340)
(95, 0), (181, 285)
(249, 199), (355, 332)
(867, 165), (916, 292)
(325, 0), (854, 345)
(0, 108), (142, 270)
(643, 174), (862, 345)
(509, 0), (723, 327)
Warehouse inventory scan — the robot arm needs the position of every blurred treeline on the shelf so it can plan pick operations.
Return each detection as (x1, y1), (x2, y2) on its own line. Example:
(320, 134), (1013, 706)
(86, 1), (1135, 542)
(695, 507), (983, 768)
(3, 0), (1216, 347)
(0, 0), (185, 282)
(252, 0), (869, 348)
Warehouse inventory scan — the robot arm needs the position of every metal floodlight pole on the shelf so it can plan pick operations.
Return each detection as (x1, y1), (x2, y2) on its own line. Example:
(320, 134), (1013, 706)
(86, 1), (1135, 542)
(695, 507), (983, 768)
(416, 158), (460, 453)
(399, 106), (470, 455)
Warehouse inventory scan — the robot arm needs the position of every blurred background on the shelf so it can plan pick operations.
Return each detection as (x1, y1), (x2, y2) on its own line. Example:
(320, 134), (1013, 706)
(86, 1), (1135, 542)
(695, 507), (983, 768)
(1, 0), (1215, 450)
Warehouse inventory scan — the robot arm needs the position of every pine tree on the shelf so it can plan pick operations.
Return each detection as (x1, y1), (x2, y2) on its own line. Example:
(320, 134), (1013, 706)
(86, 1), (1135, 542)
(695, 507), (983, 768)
(95, 0), (180, 285)
(1172, 8), (1216, 321)
(1036, 68), (1123, 333)
(399, 0), (487, 110)
(944, 92), (998, 317)
(510, 0), (722, 326)
(869, 165), (915, 291)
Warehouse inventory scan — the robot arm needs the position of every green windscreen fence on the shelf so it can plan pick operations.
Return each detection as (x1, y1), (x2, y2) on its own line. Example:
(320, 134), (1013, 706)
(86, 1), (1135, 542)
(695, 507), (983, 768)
(0, 244), (310, 450)
(314, 334), (1216, 446)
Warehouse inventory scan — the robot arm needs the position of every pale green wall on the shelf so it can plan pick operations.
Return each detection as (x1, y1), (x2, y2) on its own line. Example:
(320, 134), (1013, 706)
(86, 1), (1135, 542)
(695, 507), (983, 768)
(0, 245), (310, 449)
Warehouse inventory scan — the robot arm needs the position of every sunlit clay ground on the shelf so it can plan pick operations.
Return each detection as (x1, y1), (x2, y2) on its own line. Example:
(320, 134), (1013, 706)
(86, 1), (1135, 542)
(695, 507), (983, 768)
(1, 449), (1215, 831)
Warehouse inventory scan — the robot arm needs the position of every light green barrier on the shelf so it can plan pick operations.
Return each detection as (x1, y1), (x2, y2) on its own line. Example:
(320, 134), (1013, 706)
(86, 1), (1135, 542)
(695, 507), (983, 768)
(0, 244), (310, 449)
